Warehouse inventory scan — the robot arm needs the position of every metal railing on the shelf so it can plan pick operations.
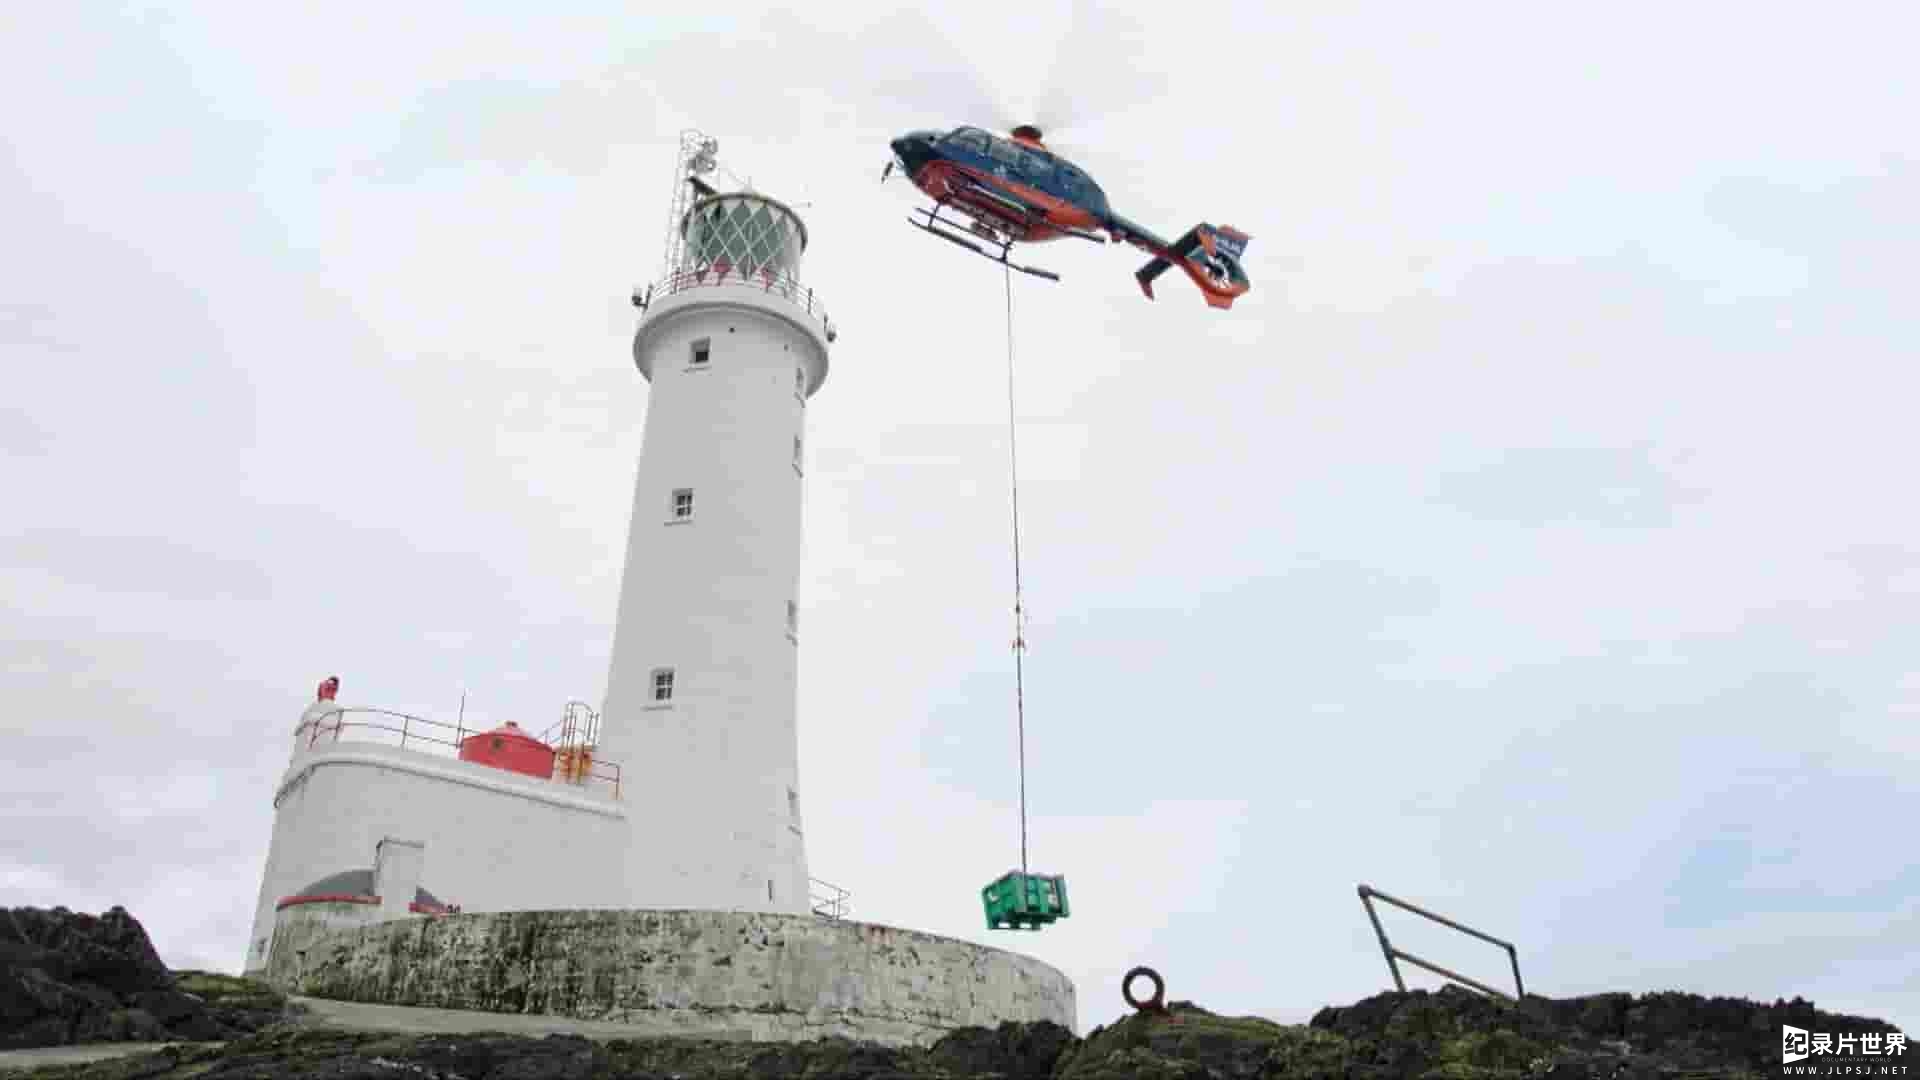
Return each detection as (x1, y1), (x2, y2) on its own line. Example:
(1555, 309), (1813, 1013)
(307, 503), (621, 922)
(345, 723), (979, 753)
(631, 262), (837, 343)
(1357, 883), (1525, 1002)
(809, 876), (850, 921)
(538, 700), (601, 750)
(296, 706), (621, 801)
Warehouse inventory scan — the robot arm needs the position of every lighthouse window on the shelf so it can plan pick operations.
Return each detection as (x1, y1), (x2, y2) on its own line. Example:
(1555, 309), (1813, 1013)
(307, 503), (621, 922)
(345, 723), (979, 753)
(671, 488), (694, 519)
(651, 668), (675, 701)
(689, 338), (710, 366)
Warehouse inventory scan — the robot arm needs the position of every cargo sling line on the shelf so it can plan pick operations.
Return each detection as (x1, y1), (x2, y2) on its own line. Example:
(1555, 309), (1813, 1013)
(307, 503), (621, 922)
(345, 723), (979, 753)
(975, 266), (1065, 933)
(1003, 262), (1031, 876)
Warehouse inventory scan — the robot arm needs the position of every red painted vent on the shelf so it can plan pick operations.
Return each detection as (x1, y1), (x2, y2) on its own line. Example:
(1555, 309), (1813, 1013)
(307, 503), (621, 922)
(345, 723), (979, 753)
(457, 721), (556, 779)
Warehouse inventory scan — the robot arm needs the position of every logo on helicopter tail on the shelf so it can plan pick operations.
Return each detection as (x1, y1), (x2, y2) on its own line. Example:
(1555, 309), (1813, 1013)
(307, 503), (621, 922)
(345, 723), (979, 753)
(1204, 225), (1249, 261)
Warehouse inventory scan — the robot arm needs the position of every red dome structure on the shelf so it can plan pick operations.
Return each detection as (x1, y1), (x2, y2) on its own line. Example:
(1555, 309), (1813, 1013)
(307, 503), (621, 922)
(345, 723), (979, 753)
(458, 721), (556, 779)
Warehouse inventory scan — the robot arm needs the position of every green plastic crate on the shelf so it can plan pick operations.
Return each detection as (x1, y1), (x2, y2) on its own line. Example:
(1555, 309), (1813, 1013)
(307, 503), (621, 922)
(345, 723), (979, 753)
(982, 870), (1070, 930)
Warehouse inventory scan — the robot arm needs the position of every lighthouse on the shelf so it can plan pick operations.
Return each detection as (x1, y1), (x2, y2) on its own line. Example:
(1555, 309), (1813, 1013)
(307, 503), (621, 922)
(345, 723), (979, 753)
(243, 131), (1073, 1045)
(599, 133), (836, 914)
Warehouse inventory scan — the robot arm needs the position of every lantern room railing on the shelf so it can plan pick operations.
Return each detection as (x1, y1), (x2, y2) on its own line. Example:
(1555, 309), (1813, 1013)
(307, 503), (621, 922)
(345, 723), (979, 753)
(631, 261), (836, 343)
(295, 706), (621, 801)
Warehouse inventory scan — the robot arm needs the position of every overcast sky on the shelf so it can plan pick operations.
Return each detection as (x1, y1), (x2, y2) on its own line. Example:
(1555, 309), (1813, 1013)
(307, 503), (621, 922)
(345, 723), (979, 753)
(5, 0), (1917, 1037)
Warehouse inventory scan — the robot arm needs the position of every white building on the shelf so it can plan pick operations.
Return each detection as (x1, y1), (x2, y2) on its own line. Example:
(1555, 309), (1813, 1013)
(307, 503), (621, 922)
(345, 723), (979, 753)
(244, 138), (839, 975)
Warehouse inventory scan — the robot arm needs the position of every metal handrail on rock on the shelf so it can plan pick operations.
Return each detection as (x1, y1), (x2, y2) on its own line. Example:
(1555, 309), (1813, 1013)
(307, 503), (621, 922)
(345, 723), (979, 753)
(1358, 883), (1525, 1002)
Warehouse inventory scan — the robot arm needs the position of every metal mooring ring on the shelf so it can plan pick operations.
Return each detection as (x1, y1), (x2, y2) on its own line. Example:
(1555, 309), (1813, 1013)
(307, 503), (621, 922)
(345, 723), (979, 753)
(1122, 966), (1167, 1014)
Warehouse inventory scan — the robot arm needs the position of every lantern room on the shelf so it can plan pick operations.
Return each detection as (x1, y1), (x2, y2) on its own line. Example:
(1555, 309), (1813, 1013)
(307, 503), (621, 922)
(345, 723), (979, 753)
(458, 721), (556, 780)
(680, 192), (808, 278)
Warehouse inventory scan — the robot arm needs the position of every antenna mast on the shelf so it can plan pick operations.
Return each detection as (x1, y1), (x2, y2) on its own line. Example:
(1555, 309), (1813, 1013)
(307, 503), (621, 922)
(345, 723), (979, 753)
(660, 129), (720, 280)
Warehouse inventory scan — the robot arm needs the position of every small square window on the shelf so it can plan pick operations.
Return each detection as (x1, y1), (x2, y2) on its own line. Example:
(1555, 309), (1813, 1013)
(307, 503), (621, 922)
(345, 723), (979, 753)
(651, 667), (675, 701)
(671, 488), (694, 519)
(690, 338), (710, 365)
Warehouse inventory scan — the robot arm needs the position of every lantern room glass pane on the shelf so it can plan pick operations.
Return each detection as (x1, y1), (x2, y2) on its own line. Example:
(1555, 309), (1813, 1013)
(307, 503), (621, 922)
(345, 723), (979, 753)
(680, 195), (804, 277)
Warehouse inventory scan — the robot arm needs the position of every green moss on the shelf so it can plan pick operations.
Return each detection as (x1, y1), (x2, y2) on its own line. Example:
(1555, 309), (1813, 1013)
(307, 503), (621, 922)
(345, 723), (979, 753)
(1443, 1029), (1548, 1067)
(1263, 1026), (1358, 1077)
(170, 971), (284, 1012)
(1425, 1028), (1552, 1078)
(1062, 1006), (1358, 1080)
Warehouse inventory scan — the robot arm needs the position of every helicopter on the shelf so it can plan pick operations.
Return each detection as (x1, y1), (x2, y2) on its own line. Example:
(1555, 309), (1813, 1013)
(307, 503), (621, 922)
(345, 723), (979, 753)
(884, 123), (1251, 309)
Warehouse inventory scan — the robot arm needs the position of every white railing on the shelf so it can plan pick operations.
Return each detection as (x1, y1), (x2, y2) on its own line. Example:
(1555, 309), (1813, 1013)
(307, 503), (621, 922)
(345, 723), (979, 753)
(294, 706), (622, 801)
(809, 876), (850, 921)
(631, 262), (836, 343)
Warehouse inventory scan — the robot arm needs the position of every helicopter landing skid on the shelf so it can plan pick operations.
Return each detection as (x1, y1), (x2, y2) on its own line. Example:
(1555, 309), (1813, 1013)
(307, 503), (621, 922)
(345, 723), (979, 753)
(908, 204), (1061, 283)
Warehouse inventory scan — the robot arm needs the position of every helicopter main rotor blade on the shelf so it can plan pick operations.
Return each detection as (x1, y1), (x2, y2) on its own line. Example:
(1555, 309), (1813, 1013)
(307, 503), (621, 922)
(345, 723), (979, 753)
(843, 10), (1022, 132)
(839, 5), (1164, 141)
(1010, 1), (1174, 171)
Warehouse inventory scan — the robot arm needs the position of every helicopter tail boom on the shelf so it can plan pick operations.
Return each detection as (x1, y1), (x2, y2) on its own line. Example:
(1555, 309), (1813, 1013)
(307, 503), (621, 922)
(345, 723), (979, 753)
(1132, 224), (1252, 310)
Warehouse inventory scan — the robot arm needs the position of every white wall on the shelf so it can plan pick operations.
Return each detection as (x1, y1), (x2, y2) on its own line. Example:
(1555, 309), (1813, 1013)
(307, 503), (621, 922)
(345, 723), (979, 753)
(244, 741), (628, 973)
(597, 282), (831, 915)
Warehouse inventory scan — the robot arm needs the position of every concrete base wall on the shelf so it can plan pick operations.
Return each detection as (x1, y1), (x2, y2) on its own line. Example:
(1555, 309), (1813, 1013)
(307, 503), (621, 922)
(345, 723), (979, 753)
(270, 909), (1075, 1047)
(265, 901), (392, 979)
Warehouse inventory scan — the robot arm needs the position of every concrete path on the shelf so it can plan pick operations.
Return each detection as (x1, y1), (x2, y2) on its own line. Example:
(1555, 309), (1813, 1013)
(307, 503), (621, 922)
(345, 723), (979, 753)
(0, 1042), (204, 1072)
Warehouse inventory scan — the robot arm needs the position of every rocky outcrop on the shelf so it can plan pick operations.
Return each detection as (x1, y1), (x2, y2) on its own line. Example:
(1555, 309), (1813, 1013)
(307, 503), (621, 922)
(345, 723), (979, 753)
(0, 907), (288, 1049)
(4, 989), (1908, 1079)
(1, 904), (1908, 1079)
(1311, 984), (1908, 1076)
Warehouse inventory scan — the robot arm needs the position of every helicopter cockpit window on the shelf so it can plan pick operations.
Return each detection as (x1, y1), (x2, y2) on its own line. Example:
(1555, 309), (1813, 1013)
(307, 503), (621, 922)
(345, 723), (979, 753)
(1060, 164), (1105, 205)
(1019, 149), (1056, 185)
(987, 137), (1023, 169)
(945, 128), (991, 155)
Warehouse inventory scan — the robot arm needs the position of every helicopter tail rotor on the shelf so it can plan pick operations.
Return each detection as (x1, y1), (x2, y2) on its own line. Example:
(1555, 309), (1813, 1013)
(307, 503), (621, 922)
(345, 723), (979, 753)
(1131, 224), (1252, 310)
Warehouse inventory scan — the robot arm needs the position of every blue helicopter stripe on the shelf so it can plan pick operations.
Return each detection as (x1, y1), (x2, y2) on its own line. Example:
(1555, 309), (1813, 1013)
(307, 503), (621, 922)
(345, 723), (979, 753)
(944, 145), (1103, 215)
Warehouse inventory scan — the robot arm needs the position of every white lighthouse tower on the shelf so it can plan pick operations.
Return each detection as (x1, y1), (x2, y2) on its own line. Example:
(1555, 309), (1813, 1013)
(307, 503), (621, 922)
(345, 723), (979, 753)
(598, 132), (837, 914)
(244, 131), (1076, 1042)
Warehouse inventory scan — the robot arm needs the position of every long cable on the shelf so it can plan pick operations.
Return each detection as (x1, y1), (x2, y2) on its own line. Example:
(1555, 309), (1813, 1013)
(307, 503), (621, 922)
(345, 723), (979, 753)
(1002, 261), (1030, 876)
